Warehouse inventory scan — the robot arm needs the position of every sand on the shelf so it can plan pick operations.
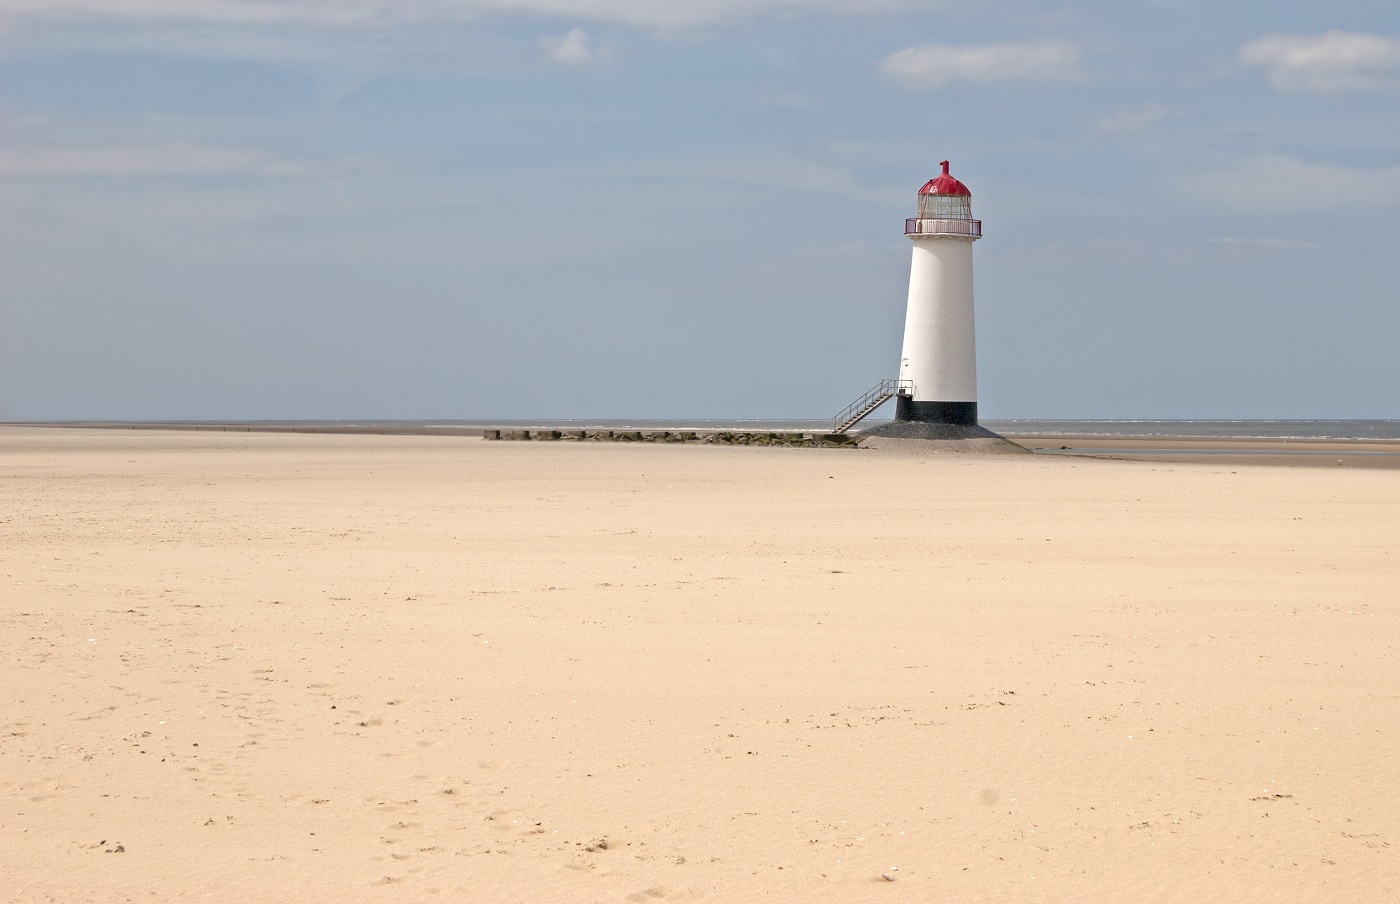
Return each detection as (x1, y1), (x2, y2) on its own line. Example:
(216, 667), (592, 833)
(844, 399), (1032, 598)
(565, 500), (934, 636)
(3, 425), (1398, 903)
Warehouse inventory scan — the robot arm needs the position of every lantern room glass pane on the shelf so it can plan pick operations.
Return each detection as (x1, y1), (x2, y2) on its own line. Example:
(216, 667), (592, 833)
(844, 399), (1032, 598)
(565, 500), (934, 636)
(918, 194), (973, 220)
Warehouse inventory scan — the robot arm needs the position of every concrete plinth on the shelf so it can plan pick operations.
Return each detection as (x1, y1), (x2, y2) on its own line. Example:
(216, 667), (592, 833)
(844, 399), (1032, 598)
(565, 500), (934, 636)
(858, 420), (1027, 453)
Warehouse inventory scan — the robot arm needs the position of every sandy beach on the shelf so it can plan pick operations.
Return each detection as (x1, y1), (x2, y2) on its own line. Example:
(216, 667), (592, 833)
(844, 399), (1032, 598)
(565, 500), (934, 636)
(3, 425), (1398, 903)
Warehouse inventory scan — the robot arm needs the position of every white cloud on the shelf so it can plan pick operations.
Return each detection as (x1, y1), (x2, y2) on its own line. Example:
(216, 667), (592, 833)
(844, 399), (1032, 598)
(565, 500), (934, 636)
(1239, 30), (1400, 93)
(1095, 103), (1178, 135)
(542, 27), (593, 64)
(1190, 155), (1400, 212)
(0, 141), (356, 178)
(0, 0), (369, 27)
(879, 40), (1082, 89)
(0, 0), (910, 30)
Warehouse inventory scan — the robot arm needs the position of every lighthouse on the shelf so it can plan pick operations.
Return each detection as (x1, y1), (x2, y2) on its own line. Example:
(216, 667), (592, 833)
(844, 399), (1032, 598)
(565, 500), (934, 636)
(896, 160), (982, 426)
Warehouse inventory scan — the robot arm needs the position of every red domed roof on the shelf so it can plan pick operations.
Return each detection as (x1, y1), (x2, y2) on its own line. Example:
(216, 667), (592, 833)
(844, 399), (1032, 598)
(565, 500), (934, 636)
(918, 160), (971, 197)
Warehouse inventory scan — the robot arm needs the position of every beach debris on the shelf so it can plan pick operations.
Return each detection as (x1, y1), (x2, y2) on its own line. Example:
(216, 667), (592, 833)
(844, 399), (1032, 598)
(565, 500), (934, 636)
(880, 867), (898, 881)
(584, 838), (610, 852)
(483, 428), (861, 447)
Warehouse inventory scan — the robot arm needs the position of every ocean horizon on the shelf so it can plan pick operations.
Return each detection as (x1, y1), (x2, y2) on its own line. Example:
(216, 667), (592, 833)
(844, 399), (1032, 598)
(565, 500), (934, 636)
(21, 418), (1400, 441)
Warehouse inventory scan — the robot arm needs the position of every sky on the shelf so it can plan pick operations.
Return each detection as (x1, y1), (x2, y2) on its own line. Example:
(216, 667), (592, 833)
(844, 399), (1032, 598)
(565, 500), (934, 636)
(2, 0), (1398, 421)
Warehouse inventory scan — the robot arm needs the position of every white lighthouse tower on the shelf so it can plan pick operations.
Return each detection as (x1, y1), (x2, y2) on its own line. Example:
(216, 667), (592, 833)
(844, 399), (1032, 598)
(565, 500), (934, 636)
(896, 160), (982, 425)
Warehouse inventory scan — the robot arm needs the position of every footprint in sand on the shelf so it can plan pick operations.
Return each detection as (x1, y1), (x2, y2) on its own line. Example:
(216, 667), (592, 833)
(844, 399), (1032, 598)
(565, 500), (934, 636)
(625, 886), (689, 902)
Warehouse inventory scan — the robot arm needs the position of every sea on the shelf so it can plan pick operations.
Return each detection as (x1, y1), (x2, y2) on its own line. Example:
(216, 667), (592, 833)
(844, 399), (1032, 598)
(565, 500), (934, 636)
(406, 419), (1400, 440)
(35, 419), (1400, 441)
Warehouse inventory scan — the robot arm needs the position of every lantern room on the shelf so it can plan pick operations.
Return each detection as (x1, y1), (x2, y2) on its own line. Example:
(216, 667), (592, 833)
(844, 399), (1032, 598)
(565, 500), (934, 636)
(906, 160), (981, 238)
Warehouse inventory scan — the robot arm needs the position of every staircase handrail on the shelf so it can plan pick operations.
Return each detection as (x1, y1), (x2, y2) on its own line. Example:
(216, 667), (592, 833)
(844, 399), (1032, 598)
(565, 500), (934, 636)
(831, 378), (913, 433)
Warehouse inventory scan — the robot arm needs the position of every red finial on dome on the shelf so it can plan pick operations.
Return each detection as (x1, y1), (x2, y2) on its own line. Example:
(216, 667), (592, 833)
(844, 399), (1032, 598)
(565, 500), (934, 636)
(918, 160), (971, 197)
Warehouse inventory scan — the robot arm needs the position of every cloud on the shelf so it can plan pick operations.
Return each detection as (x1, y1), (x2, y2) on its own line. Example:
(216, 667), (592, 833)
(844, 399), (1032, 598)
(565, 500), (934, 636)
(879, 40), (1082, 89)
(1190, 154), (1400, 212)
(0, 0), (367, 27)
(0, 0), (910, 30)
(1239, 30), (1400, 93)
(542, 27), (593, 64)
(0, 141), (356, 178)
(1095, 103), (1178, 135)
(0, 53), (318, 116)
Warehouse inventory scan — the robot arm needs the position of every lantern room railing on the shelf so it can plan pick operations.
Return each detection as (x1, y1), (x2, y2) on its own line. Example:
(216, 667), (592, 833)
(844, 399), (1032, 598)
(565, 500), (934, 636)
(905, 218), (982, 238)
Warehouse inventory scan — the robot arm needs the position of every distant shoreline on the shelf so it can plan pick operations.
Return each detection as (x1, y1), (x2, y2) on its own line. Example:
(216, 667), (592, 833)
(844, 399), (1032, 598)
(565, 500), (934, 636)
(7, 418), (1400, 441)
(6, 421), (1400, 468)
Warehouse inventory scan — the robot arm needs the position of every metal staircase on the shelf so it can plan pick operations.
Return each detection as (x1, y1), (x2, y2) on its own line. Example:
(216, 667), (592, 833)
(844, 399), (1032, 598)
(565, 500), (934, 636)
(830, 379), (912, 434)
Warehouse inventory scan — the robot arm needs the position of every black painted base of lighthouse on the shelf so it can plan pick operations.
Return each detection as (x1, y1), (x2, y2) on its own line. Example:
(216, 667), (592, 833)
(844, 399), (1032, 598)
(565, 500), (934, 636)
(895, 398), (978, 425)
(867, 397), (1016, 444)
